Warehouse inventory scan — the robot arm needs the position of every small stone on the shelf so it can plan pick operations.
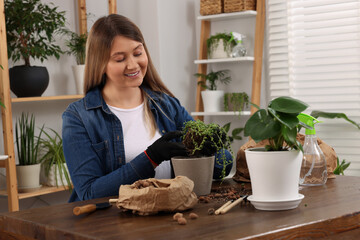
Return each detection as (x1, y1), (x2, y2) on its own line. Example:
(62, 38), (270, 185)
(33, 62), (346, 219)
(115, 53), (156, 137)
(208, 208), (215, 215)
(177, 217), (187, 225)
(173, 212), (183, 221)
(189, 213), (199, 219)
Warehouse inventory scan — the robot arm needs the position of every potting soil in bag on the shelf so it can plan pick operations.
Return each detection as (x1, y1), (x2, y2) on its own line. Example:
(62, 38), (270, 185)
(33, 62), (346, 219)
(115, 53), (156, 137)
(115, 176), (198, 215)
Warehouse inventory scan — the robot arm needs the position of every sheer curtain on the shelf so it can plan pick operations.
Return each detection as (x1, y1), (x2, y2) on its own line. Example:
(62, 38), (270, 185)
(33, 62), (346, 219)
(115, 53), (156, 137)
(267, 0), (360, 176)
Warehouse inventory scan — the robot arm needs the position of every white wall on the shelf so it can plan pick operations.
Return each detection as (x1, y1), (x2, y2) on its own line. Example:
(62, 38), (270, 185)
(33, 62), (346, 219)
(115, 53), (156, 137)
(0, 0), (264, 212)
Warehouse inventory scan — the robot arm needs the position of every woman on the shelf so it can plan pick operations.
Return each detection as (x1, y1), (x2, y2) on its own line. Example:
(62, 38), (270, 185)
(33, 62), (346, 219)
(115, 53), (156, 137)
(62, 14), (231, 202)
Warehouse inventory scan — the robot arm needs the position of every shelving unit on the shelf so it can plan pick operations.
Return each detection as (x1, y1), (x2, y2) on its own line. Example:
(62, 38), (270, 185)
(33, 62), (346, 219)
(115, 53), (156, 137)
(193, 0), (265, 119)
(0, 0), (116, 212)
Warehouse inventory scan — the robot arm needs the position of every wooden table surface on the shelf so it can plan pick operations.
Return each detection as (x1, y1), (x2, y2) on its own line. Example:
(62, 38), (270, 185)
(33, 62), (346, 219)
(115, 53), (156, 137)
(1, 175), (360, 240)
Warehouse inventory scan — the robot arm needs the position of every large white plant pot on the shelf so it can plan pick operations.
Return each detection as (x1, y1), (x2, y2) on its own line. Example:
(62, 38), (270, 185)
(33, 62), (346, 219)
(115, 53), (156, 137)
(72, 64), (85, 95)
(201, 90), (224, 112)
(40, 163), (71, 187)
(209, 39), (231, 59)
(171, 156), (215, 196)
(16, 163), (41, 192)
(245, 148), (304, 210)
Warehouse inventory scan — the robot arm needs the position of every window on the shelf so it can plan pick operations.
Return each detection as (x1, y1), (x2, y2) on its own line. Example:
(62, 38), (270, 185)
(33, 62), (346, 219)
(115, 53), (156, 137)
(267, 0), (360, 176)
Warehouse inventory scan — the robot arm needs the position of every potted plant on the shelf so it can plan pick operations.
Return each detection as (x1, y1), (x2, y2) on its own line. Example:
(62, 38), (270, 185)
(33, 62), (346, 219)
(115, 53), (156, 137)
(171, 120), (233, 196)
(40, 128), (72, 191)
(5, 0), (66, 97)
(64, 29), (87, 95)
(243, 96), (309, 210)
(15, 113), (44, 192)
(195, 69), (231, 112)
(207, 32), (237, 59)
(224, 92), (249, 112)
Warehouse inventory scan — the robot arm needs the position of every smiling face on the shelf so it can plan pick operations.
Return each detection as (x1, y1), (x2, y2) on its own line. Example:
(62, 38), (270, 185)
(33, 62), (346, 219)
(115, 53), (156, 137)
(105, 35), (148, 90)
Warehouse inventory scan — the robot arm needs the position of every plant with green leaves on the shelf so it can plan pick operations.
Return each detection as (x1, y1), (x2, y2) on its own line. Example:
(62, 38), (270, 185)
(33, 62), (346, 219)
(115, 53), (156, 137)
(207, 32), (237, 57)
(4, 0), (66, 66)
(63, 29), (87, 65)
(222, 122), (244, 143)
(194, 69), (231, 91)
(224, 92), (249, 112)
(181, 120), (233, 179)
(244, 96), (309, 151)
(15, 113), (44, 165)
(333, 157), (351, 175)
(40, 128), (72, 191)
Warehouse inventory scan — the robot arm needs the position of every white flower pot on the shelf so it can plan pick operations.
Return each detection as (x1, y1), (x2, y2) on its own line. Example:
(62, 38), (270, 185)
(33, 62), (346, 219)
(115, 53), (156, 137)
(201, 90), (224, 112)
(72, 65), (85, 95)
(16, 163), (41, 192)
(40, 163), (71, 187)
(209, 39), (231, 59)
(171, 156), (215, 196)
(245, 148), (304, 210)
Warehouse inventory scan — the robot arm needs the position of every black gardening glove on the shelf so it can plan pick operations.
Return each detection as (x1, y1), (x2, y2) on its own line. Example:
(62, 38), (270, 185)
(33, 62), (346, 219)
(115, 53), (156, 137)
(145, 131), (188, 165)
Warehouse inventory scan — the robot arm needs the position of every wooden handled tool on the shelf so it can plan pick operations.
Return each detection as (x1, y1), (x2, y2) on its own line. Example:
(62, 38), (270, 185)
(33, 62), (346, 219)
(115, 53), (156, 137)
(73, 202), (112, 216)
(220, 195), (248, 214)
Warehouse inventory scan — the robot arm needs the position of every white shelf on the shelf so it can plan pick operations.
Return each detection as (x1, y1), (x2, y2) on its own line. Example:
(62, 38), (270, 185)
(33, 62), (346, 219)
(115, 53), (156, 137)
(191, 111), (251, 116)
(194, 56), (254, 64)
(197, 11), (257, 21)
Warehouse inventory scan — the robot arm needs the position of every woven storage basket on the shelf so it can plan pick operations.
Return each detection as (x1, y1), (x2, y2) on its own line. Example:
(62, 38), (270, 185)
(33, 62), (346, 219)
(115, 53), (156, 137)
(200, 0), (223, 16)
(224, 0), (256, 13)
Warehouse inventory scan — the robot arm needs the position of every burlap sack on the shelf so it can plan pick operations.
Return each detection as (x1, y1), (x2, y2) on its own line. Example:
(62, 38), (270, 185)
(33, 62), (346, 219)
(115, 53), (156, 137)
(232, 133), (337, 183)
(116, 176), (198, 215)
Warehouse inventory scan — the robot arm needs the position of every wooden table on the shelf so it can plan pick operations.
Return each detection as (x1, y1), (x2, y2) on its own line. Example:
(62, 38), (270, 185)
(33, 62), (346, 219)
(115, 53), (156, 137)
(1, 175), (360, 240)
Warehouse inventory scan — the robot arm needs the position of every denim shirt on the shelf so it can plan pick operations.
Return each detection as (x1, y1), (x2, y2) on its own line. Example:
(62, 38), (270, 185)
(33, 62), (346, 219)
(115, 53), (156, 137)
(62, 87), (193, 202)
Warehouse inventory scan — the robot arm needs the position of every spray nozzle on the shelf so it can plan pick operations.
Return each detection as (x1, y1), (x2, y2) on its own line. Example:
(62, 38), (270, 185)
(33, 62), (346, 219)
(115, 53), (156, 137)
(229, 32), (244, 44)
(297, 113), (322, 135)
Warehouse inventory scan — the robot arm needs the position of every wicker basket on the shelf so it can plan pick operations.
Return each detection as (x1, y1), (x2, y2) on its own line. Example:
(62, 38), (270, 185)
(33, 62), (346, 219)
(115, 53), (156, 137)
(224, 0), (256, 13)
(200, 0), (223, 16)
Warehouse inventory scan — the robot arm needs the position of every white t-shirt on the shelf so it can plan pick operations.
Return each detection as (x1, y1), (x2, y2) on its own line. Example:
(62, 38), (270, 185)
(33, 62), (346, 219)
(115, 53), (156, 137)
(108, 103), (171, 179)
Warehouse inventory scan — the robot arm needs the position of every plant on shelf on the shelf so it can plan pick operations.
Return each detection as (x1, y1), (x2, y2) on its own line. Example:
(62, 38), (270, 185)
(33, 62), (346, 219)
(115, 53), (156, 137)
(63, 29), (88, 94)
(40, 128), (72, 191)
(207, 32), (237, 59)
(4, 0), (66, 97)
(224, 92), (249, 112)
(15, 113), (44, 190)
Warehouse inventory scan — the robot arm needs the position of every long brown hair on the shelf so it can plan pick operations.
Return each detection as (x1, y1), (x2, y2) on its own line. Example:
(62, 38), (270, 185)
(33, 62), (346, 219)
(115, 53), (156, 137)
(84, 14), (173, 97)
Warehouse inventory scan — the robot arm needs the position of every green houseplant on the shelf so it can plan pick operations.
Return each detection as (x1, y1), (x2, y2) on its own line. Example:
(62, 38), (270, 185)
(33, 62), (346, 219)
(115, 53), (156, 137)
(194, 69), (231, 112)
(64, 29), (87, 94)
(5, 0), (66, 97)
(207, 32), (237, 59)
(224, 92), (249, 112)
(171, 120), (232, 195)
(15, 113), (44, 191)
(40, 128), (72, 191)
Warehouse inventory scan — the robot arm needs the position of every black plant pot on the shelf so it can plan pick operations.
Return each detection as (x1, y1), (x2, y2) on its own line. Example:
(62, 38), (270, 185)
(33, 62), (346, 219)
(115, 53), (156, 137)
(9, 65), (49, 97)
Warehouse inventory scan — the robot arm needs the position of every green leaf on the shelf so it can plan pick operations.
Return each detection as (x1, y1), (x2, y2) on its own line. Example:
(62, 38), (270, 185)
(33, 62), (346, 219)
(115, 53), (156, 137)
(244, 109), (281, 142)
(281, 125), (297, 147)
(269, 108), (300, 129)
(311, 111), (360, 130)
(269, 96), (309, 114)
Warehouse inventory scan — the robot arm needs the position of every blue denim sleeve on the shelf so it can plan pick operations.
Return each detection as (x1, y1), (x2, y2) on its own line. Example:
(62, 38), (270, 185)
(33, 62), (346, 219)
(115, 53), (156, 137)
(213, 149), (233, 180)
(62, 109), (155, 201)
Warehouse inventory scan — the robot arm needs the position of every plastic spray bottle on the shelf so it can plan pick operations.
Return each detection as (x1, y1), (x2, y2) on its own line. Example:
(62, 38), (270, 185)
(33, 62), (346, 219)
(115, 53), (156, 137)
(229, 32), (247, 57)
(297, 113), (327, 186)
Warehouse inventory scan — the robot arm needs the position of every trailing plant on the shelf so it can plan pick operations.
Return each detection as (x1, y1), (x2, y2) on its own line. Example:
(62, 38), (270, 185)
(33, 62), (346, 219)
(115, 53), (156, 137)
(222, 122), (244, 143)
(207, 32), (237, 57)
(244, 96), (309, 151)
(4, 0), (66, 66)
(224, 92), (249, 112)
(333, 157), (351, 175)
(40, 128), (72, 191)
(15, 113), (44, 165)
(181, 120), (233, 180)
(194, 69), (231, 90)
(63, 29), (87, 65)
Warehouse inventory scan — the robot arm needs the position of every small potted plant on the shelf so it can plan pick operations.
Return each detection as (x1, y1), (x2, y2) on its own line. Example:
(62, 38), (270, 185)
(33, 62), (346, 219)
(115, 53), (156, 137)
(40, 128), (72, 191)
(207, 32), (237, 59)
(15, 113), (44, 192)
(171, 120), (233, 196)
(243, 96), (309, 210)
(224, 92), (249, 113)
(64, 29), (87, 95)
(195, 69), (231, 112)
(5, 0), (66, 97)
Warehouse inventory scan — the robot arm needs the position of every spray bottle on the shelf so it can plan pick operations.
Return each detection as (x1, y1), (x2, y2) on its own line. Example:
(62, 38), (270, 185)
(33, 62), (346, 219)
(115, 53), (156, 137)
(229, 32), (247, 57)
(297, 113), (327, 186)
